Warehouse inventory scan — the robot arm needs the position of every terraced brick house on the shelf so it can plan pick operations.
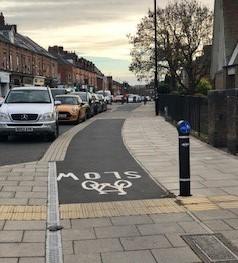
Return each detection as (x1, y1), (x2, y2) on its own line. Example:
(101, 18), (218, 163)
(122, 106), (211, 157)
(48, 46), (107, 91)
(0, 13), (58, 96)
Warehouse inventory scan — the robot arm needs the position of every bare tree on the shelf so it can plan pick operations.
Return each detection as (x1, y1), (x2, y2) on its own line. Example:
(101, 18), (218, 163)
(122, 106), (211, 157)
(128, 0), (213, 94)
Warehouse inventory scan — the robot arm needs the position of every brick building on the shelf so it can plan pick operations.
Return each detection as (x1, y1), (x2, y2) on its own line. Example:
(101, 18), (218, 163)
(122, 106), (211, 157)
(211, 0), (238, 90)
(48, 46), (106, 91)
(0, 13), (58, 96)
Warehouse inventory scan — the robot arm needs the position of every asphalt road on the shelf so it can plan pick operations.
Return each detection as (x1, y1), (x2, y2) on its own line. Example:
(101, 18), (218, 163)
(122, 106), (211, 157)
(57, 118), (166, 204)
(0, 124), (73, 166)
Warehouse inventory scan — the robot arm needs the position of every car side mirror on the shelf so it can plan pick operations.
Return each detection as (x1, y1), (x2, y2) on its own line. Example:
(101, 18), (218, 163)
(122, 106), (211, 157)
(54, 100), (61, 106)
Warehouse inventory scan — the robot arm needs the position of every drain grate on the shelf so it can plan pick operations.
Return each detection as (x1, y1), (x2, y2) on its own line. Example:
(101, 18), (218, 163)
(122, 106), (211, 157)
(182, 234), (238, 263)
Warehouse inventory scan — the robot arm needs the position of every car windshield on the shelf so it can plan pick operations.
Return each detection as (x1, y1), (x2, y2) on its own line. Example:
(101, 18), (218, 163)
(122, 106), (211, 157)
(5, 90), (51, 103)
(51, 89), (66, 99)
(56, 97), (78, 105)
(77, 93), (87, 101)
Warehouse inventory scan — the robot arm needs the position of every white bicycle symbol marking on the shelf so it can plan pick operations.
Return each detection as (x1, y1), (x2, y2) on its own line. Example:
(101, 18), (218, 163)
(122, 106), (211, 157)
(82, 180), (132, 195)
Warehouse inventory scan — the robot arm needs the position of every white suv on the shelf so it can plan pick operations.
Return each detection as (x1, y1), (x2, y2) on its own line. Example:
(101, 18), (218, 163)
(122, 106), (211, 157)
(0, 87), (59, 141)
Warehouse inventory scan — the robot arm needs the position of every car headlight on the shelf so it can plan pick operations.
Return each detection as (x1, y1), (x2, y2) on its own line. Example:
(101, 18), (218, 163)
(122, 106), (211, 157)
(0, 112), (10, 122)
(39, 112), (55, 121)
(71, 107), (78, 114)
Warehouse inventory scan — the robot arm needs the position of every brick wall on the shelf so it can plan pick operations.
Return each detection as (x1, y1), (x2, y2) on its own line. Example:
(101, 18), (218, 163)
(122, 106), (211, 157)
(0, 39), (57, 82)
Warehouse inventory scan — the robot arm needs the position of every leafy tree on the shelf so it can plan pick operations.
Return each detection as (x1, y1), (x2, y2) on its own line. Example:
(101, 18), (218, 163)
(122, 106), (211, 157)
(195, 78), (212, 95)
(128, 0), (213, 95)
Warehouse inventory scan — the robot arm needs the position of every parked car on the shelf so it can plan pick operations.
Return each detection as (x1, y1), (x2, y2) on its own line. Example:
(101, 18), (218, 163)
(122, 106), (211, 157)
(55, 94), (87, 124)
(91, 93), (101, 114)
(0, 97), (4, 107)
(0, 87), (59, 141)
(97, 94), (107, 111)
(72, 91), (94, 118)
(97, 90), (112, 104)
(50, 88), (67, 100)
(113, 95), (124, 103)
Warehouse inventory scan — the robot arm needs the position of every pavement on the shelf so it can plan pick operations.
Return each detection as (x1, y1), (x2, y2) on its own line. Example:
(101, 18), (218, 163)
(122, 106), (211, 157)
(0, 103), (238, 263)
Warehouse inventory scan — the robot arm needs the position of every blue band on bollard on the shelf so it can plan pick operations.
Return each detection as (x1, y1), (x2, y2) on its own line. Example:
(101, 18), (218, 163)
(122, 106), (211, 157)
(177, 120), (191, 135)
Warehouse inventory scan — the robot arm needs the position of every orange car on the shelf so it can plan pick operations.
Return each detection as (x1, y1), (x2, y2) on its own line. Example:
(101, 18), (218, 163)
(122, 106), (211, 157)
(55, 94), (87, 124)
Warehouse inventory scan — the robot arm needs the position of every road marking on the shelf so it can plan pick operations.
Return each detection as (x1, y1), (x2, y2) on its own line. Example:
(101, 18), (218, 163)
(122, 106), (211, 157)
(57, 171), (142, 196)
(57, 172), (79, 181)
(57, 171), (142, 181)
(84, 172), (101, 180)
(82, 180), (132, 195)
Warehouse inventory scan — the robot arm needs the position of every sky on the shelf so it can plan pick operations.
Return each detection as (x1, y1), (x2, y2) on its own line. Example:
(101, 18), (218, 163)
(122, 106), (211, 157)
(1, 0), (214, 85)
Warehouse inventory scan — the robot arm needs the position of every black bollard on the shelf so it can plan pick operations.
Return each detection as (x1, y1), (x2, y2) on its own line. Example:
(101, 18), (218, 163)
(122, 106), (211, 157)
(177, 120), (191, 196)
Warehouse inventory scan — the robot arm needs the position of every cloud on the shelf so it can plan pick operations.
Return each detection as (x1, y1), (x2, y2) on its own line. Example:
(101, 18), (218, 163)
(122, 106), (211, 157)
(0, 0), (214, 84)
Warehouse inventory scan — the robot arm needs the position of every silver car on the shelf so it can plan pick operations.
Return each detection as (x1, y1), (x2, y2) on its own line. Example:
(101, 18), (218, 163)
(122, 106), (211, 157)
(0, 87), (60, 141)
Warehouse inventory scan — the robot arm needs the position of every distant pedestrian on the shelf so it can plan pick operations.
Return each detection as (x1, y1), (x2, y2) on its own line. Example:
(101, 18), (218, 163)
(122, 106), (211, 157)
(144, 96), (147, 105)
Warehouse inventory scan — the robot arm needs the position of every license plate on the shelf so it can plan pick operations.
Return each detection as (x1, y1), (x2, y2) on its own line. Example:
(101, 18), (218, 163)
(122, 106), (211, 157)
(15, 127), (33, 132)
(59, 114), (67, 119)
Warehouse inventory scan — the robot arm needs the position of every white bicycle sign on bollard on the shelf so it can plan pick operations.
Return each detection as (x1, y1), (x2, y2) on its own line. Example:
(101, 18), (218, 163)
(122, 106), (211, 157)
(82, 180), (132, 195)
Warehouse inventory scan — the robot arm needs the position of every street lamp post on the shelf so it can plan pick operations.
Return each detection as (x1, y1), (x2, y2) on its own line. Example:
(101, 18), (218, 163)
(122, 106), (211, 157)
(154, 0), (159, 116)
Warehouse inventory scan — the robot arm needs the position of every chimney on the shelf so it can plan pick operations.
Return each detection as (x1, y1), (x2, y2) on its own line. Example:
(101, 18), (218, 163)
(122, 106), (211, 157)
(0, 12), (5, 26)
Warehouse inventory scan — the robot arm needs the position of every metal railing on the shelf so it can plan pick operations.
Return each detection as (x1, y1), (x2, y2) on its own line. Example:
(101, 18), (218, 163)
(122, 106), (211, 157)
(159, 94), (208, 137)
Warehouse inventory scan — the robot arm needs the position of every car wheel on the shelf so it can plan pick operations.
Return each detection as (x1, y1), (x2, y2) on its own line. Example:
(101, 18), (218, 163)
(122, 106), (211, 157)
(0, 135), (8, 142)
(48, 123), (59, 141)
(75, 115), (81, 124)
(86, 110), (90, 119)
(83, 113), (87, 122)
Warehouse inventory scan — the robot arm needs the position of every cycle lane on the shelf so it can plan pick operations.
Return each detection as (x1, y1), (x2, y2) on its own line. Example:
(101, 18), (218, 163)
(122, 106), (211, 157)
(57, 119), (167, 204)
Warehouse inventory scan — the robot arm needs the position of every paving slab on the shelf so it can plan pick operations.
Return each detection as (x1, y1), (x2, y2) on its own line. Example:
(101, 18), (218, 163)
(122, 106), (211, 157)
(62, 228), (95, 241)
(192, 209), (237, 221)
(150, 212), (193, 223)
(101, 250), (156, 263)
(0, 259), (18, 263)
(64, 254), (101, 263)
(18, 258), (45, 263)
(62, 241), (74, 255)
(178, 221), (209, 234)
(95, 225), (140, 238)
(164, 233), (188, 247)
(0, 231), (23, 242)
(74, 239), (123, 254)
(110, 215), (153, 225)
(203, 220), (233, 231)
(151, 247), (202, 263)
(4, 221), (46, 230)
(0, 243), (45, 257)
(224, 219), (238, 229)
(137, 222), (185, 235)
(120, 235), (171, 250)
(71, 218), (112, 228)
(22, 230), (45, 242)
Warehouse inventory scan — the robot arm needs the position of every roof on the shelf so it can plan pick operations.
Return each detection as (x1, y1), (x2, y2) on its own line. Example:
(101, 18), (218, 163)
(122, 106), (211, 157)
(0, 33), (10, 43)
(14, 34), (56, 59)
(52, 53), (73, 65)
(0, 29), (56, 60)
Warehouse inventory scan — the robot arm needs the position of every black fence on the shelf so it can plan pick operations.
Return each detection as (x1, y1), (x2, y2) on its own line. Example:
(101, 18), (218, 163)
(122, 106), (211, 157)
(158, 94), (208, 137)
